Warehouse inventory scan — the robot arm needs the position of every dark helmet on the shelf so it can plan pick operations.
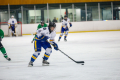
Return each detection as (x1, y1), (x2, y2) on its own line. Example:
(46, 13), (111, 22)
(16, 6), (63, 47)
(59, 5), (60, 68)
(64, 15), (68, 21)
(49, 22), (56, 28)
(48, 22), (56, 32)
(64, 15), (68, 18)
(41, 21), (44, 24)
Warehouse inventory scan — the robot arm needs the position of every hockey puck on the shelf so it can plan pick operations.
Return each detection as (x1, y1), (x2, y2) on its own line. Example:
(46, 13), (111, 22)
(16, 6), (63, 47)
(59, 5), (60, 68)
(81, 64), (84, 65)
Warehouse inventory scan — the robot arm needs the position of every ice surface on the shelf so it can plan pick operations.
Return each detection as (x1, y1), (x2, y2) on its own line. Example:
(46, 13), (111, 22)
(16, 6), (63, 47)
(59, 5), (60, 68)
(0, 31), (120, 80)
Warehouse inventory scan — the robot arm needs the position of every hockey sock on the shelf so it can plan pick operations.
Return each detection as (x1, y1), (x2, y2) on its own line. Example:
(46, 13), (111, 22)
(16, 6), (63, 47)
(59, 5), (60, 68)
(64, 35), (67, 39)
(43, 48), (52, 60)
(59, 35), (62, 39)
(64, 32), (68, 39)
(0, 47), (8, 58)
(31, 52), (40, 62)
(59, 33), (63, 40)
(43, 52), (50, 60)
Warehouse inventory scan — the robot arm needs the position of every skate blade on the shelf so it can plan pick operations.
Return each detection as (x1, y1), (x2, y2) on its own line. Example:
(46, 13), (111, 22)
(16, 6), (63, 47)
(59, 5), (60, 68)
(64, 40), (67, 42)
(28, 65), (33, 67)
(42, 63), (49, 66)
(7, 60), (11, 61)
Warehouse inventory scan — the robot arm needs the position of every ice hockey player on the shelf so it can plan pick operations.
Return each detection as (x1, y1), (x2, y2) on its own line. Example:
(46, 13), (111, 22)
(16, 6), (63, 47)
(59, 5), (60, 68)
(31, 21), (47, 43)
(37, 21), (47, 30)
(8, 15), (17, 37)
(0, 29), (11, 61)
(28, 22), (58, 66)
(58, 15), (72, 41)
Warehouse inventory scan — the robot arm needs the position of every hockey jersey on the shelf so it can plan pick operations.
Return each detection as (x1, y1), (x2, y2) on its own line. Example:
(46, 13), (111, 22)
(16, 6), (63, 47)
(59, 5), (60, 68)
(8, 18), (17, 25)
(36, 27), (56, 43)
(37, 23), (47, 30)
(0, 29), (4, 39)
(62, 18), (71, 28)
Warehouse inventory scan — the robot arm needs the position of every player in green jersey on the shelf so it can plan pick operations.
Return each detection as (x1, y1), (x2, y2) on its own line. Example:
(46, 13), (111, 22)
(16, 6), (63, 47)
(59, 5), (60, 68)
(37, 21), (47, 30)
(0, 29), (11, 61)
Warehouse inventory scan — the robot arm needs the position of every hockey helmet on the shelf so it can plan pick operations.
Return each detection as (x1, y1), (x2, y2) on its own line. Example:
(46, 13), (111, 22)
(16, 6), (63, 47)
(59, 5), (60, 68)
(11, 15), (14, 18)
(49, 22), (56, 28)
(41, 21), (44, 26)
(64, 15), (68, 18)
(41, 21), (44, 24)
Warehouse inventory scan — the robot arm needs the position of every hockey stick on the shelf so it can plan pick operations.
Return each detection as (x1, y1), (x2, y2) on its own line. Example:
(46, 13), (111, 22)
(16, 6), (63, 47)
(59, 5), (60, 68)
(31, 36), (35, 43)
(58, 49), (84, 63)
(31, 33), (36, 43)
(47, 41), (84, 64)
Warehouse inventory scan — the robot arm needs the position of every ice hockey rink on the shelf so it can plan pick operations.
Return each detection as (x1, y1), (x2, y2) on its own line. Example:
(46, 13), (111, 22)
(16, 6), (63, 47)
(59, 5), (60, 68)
(0, 31), (120, 80)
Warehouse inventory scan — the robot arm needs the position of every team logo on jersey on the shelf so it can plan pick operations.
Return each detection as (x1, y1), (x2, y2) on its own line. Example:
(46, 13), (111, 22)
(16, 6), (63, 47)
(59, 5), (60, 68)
(43, 28), (46, 30)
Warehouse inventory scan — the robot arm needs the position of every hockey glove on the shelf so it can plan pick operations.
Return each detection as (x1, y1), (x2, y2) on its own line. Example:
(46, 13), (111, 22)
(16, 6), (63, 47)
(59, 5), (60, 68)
(52, 42), (58, 50)
(69, 23), (72, 27)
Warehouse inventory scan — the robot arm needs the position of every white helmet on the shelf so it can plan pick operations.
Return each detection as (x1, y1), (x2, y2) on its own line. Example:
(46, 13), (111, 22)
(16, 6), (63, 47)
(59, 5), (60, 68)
(11, 15), (14, 18)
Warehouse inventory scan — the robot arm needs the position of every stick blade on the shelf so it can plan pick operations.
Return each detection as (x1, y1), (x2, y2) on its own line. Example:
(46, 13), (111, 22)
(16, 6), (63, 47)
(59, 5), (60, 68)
(75, 61), (84, 63)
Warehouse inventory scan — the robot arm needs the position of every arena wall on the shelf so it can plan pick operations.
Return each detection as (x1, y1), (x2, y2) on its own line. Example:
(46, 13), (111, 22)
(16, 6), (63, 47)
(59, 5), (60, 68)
(22, 20), (120, 35)
(1, 20), (120, 36)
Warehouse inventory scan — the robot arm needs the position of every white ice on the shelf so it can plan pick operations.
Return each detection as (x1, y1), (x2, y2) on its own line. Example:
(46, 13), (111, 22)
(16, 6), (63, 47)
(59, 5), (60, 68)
(0, 31), (120, 80)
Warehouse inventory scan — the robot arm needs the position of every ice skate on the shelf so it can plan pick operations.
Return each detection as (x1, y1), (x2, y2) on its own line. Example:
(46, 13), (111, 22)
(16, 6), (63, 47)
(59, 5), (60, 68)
(58, 39), (60, 42)
(64, 38), (67, 41)
(28, 61), (33, 67)
(42, 59), (49, 66)
(6, 57), (11, 61)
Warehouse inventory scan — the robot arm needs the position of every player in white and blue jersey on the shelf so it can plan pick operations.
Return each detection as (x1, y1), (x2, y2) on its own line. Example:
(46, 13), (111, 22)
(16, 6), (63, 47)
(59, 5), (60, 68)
(8, 15), (17, 36)
(58, 15), (72, 41)
(28, 22), (58, 66)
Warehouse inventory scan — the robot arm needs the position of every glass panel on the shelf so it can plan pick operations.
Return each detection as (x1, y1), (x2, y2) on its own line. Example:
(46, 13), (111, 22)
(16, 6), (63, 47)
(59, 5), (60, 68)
(10, 5), (22, 22)
(74, 3), (86, 21)
(23, 5), (35, 24)
(113, 1), (120, 20)
(49, 4), (60, 23)
(100, 2), (112, 20)
(36, 4), (47, 23)
(0, 5), (9, 22)
(61, 3), (73, 22)
(87, 3), (99, 21)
